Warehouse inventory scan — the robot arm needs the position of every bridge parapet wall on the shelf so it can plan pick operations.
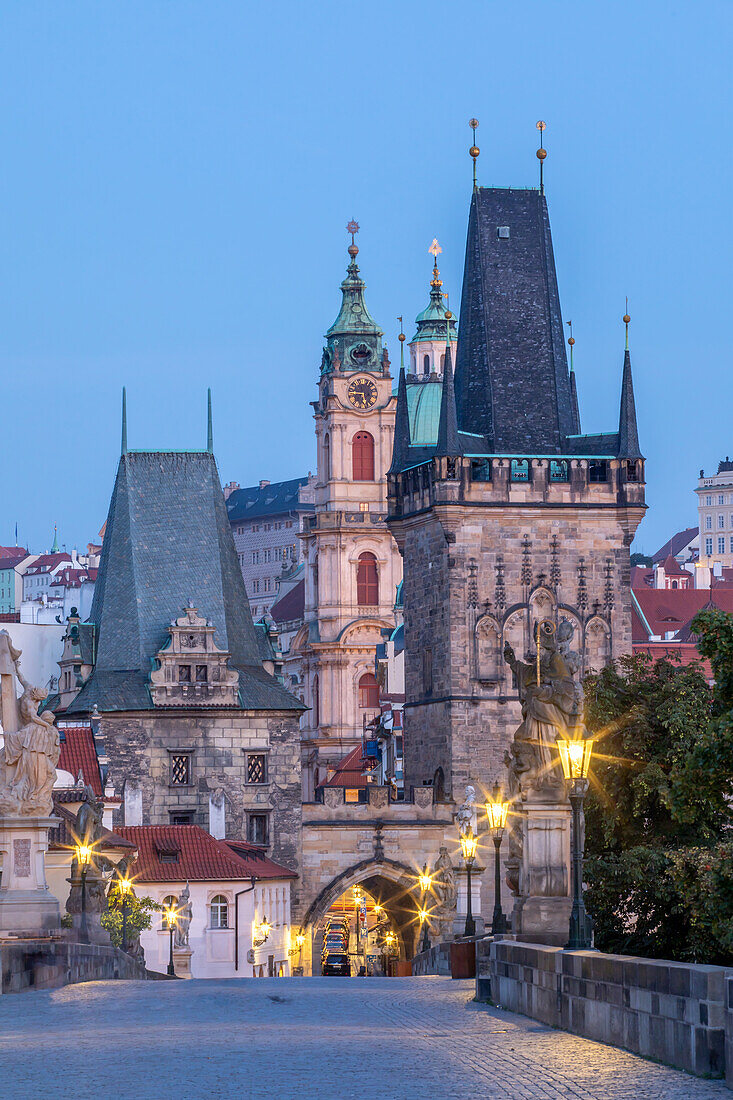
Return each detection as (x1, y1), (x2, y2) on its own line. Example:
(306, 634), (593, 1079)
(479, 939), (733, 1082)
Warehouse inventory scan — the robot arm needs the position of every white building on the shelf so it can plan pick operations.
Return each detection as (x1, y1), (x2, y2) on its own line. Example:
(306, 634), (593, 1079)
(697, 458), (733, 567)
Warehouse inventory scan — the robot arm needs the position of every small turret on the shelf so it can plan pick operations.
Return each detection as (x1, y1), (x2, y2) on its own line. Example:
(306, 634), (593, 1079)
(409, 239), (457, 379)
(322, 220), (384, 375)
(434, 317), (460, 457)
(617, 313), (642, 460)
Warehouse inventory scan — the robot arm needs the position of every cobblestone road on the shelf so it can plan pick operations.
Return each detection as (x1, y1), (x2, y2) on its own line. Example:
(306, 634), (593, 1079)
(1, 976), (729, 1099)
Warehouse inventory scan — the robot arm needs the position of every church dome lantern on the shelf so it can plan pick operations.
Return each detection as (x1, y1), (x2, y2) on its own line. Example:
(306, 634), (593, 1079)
(322, 221), (386, 375)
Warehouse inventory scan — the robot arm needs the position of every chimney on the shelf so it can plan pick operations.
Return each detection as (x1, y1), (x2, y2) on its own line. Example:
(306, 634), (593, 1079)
(222, 481), (240, 501)
(259, 480), (270, 490)
(209, 789), (226, 839)
(124, 781), (143, 826)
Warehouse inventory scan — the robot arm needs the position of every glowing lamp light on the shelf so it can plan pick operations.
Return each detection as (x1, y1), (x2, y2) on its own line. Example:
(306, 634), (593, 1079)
(295, 931), (305, 949)
(260, 918), (272, 938)
(459, 830), (478, 862)
(418, 868), (432, 893)
(485, 785), (509, 837)
(384, 931), (396, 949)
(556, 737), (594, 782)
(119, 876), (132, 895)
(373, 903), (384, 916)
(418, 908), (430, 924)
(165, 905), (178, 929)
(76, 843), (92, 867)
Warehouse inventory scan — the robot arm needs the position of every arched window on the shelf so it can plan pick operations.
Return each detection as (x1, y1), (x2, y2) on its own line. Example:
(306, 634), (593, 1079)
(423, 354), (430, 375)
(433, 767), (445, 801)
(160, 894), (177, 930)
(323, 433), (331, 480)
(359, 673), (379, 709)
(312, 674), (319, 728)
(210, 895), (229, 929)
(356, 552), (378, 605)
(352, 432), (374, 481)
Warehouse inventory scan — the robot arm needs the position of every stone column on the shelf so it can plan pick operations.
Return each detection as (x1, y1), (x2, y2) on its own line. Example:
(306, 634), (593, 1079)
(511, 797), (572, 946)
(0, 815), (61, 934)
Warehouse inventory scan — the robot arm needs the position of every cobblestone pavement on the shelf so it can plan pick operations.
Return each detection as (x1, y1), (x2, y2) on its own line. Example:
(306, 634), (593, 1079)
(1, 976), (729, 1100)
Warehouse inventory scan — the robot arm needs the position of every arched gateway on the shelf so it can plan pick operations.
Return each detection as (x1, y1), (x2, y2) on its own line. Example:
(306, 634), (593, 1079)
(295, 785), (461, 976)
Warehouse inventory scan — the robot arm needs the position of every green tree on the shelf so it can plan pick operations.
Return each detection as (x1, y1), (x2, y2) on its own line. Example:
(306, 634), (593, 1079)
(583, 611), (733, 963)
(101, 888), (161, 950)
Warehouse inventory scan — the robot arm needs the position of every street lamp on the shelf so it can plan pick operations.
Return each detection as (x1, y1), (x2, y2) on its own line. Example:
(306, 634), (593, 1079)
(75, 843), (92, 944)
(383, 929), (396, 975)
(418, 907), (431, 953)
(117, 872), (133, 953)
(418, 867), (432, 893)
(164, 903), (178, 976)
(458, 827), (478, 938)
(253, 917), (271, 947)
(485, 784), (509, 935)
(556, 736), (595, 951)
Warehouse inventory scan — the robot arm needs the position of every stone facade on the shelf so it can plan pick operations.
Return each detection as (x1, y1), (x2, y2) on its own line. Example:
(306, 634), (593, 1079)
(104, 709), (302, 877)
(388, 457), (645, 801)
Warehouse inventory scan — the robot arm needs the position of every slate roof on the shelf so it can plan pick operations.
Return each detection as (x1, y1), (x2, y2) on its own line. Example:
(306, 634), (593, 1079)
(67, 451), (302, 714)
(226, 477), (314, 523)
(58, 726), (103, 796)
(652, 527), (698, 564)
(115, 825), (297, 883)
(270, 578), (305, 624)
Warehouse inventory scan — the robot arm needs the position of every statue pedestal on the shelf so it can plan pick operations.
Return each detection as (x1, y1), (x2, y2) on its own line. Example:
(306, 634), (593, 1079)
(0, 816), (60, 935)
(173, 946), (193, 978)
(512, 798), (572, 946)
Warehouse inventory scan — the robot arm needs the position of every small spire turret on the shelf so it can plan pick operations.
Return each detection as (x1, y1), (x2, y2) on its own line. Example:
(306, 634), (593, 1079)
(618, 309), (642, 460)
(435, 312), (460, 457)
(389, 317), (411, 474)
(323, 220), (384, 375)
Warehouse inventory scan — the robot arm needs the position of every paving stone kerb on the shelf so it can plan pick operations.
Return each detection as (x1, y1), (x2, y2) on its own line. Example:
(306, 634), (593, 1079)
(478, 939), (733, 1083)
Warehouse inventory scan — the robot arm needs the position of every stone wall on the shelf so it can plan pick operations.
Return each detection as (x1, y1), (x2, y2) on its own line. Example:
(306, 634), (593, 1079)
(101, 709), (302, 878)
(1, 939), (147, 993)
(478, 940), (733, 1082)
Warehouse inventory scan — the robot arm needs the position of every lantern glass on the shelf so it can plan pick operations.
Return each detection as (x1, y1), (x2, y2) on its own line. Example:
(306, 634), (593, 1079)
(76, 844), (92, 866)
(459, 831), (478, 861)
(557, 737), (594, 781)
(418, 870), (432, 892)
(485, 797), (509, 834)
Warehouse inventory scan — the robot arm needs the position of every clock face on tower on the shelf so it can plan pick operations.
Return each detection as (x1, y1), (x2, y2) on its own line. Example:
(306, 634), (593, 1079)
(347, 377), (378, 410)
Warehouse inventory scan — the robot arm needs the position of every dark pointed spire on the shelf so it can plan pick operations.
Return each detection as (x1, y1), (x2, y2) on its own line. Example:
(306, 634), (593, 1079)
(618, 311), (642, 459)
(207, 388), (213, 453)
(121, 387), (128, 455)
(566, 322), (581, 434)
(389, 322), (411, 473)
(435, 319), (460, 457)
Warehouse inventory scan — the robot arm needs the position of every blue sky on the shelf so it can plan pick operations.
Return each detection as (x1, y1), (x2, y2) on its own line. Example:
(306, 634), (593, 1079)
(2, 1), (731, 556)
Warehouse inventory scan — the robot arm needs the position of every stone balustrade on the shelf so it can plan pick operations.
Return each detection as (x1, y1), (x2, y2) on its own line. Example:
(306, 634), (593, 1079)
(476, 939), (733, 1083)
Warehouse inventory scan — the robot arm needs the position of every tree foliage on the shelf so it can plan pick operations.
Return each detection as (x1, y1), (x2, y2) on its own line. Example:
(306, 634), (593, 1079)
(100, 888), (161, 950)
(583, 610), (733, 964)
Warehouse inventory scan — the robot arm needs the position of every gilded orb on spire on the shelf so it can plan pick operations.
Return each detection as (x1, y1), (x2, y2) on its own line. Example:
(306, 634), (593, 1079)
(346, 219), (360, 258)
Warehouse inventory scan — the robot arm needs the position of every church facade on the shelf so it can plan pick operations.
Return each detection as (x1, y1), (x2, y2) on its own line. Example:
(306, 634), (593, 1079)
(387, 186), (646, 804)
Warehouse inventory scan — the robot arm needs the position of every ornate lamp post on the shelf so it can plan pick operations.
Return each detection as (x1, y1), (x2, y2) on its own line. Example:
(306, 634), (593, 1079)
(383, 930), (396, 975)
(417, 867), (432, 952)
(253, 917), (271, 948)
(164, 904), (178, 976)
(117, 872), (132, 953)
(75, 843), (92, 944)
(458, 827), (478, 937)
(556, 736), (595, 951)
(485, 784), (509, 935)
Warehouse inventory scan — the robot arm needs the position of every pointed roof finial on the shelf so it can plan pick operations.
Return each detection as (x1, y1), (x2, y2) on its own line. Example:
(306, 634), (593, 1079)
(346, 218), (359, 260)
(121, 386), (128, 455)
(536, 121), (547, 194)
(469, 119), (479, 190)
(429, 238), (443, 288)
(566, 320), (575, 372)
(623, 298), (631, 351)
(397, 316), (405, 369)
(51, 524), (60, 554)
(207, 388), (213, 453)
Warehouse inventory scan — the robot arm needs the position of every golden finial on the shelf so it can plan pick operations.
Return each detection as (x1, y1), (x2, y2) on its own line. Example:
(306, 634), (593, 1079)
(397, 316), (405, 368)
(429, 238), (443, 288)
(469, 118), (479, 189)
(536, 121), (547, 194)
(623, 297), (631, 350)
(346, 218), (359, 258)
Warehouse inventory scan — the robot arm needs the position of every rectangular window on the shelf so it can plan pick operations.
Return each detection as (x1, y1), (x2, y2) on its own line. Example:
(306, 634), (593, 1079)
(706, 516), (712, 531)
(706, 495), (712, 506)
(195, 665), (208, 682)
(470, 459), (492, 482)
(252, 580), (260, 593)
(718, 537), (726, 554)
(178, 665), (191, 683)
(159, 851), (179, 863)
(246, 753), (267, 784)
(252, 550), (259, 564)
(264, 579), (271, 592)
(264, 524), (271, 532)
(423, 647), (433, 695)
(588, 460), (608, 483)
(170, 754), (191, 786)
(247, 813), (269, 846)
(510, 459), (530, 482)
(264, 549), (271, 563)
(285, 521), (292, 529)
(706, 537), (713, 555)
(719, 495), (725, 506)
(549, 460), (569, 482)
(170, 812), (194, 825)
(719, 515), (725, 529)
(344, 789), (361, 803)
(730, 537), (733, 553)
(252, 524), (259, 532)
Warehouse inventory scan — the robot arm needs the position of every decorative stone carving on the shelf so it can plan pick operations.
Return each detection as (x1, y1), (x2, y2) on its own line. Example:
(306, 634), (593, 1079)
(149, 604), (240, 707)
(174, 883), (193, 948)
(0, 631), (60, 817)
(433, 845), (458, 938)
(456, 785), (477, 835)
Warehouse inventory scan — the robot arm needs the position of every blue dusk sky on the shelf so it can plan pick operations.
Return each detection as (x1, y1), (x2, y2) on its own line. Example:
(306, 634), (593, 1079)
(1, 1), (731, 557)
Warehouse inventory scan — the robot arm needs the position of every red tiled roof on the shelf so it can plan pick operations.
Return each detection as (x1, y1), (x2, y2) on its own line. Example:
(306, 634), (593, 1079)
(633, 587), (733, 640)
(0, 612), (20, 623)
(320, 746), (370, 788)
(632, 643), (713, 680)
(661, 555), (689, 577)
(25, 552), (72, 573)
(58, 726), (103, 795)
(270, 578), (305, 624)
(0, 546), (28, 558)
(115, 825), (297, 883)
(0, 552), (31, 570)
(630, 566), (653, 588)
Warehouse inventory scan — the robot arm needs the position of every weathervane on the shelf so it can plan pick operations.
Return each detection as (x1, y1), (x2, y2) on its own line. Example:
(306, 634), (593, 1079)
(469, 118), (479, 189)
(429, 238), (443, 287)
(536, 120), (547, 194)
(346, 219), (360, 259)
(429, 238), (442, 259)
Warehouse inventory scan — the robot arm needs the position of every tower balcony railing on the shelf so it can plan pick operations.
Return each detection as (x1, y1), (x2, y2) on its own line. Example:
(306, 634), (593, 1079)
(387, 454), (646, 517)
(304, 510), (388, 532)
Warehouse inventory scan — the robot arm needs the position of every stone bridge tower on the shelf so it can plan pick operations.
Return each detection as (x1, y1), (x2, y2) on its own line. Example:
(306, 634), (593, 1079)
(387, 185), (646, 803)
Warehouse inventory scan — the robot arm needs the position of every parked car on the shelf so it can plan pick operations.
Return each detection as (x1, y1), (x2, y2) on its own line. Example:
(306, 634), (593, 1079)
(322, 952), (351, 977)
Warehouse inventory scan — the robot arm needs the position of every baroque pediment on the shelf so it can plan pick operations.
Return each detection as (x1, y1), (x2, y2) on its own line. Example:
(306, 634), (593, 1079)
(149, 603), (239, 707)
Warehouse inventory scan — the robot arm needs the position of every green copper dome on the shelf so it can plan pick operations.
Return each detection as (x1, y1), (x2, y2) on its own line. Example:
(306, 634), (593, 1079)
(406, 380), (442, 446)
(322, 239), (385, 375)
(411, 261), (457, 344)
